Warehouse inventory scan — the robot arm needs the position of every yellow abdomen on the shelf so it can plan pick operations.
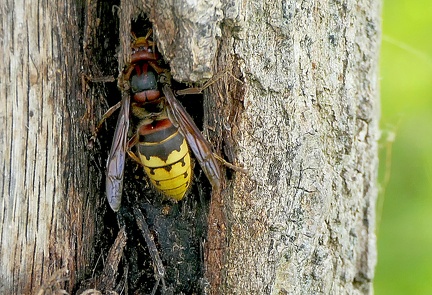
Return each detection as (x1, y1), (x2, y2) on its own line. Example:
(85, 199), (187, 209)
(137, 120), (192, 200)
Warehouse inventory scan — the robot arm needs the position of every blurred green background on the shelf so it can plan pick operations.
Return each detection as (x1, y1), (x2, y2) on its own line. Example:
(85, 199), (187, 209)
(375, 0), (432, 294)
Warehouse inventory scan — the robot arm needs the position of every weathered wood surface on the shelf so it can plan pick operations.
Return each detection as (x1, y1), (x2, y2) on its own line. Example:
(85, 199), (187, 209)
(0, 1), (97, 293)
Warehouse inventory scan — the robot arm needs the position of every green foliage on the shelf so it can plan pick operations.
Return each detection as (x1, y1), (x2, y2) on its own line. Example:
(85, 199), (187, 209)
(375, 1), (432, 294)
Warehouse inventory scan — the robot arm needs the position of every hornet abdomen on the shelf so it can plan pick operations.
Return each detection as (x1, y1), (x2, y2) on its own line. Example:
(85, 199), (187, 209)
(137, 118), (192, 200)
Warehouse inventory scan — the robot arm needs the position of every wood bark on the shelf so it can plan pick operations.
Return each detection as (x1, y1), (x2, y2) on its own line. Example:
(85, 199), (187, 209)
(205, 0), (381, 293)
(0, 0), (380, 293)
